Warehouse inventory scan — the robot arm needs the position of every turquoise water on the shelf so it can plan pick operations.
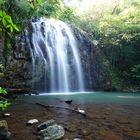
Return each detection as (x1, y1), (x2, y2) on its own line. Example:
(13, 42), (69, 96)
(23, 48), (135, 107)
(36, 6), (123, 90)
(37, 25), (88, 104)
(21, 92), (140, 106)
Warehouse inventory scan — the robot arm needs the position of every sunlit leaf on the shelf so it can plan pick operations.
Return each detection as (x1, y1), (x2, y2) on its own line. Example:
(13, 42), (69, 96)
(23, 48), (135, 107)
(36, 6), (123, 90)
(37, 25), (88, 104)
(0, 0), (4, 4)
(0, 10), (3, 17)
(10, 26), (13, 32)
(13, 24), (19, 32)
(2, 18), (7, 26)
(37, 0), (43, 6)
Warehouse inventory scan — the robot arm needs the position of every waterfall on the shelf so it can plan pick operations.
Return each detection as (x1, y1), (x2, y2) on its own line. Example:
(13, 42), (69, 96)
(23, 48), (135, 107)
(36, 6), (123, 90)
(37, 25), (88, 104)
(28, 18), (84, 92)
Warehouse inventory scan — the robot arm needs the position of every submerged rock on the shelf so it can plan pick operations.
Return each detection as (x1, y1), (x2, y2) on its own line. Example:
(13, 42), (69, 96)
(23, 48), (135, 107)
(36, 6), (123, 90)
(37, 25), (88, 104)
(65, 100), (72, 104)
(38, 124), (65, 140)
(0, 120), (11, 140)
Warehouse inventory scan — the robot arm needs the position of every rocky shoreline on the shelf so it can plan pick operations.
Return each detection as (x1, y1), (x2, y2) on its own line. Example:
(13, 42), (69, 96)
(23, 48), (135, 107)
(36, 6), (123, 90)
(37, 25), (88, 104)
(0, 97), (140, 140)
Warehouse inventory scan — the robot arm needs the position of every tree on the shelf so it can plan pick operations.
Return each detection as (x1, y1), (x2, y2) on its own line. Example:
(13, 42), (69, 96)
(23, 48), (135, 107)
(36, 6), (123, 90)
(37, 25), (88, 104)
(72, 0), (140, 90)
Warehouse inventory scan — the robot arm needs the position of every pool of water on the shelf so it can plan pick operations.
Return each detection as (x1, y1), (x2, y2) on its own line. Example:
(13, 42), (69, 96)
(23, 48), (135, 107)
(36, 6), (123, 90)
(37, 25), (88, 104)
(20, 92), (140, 106)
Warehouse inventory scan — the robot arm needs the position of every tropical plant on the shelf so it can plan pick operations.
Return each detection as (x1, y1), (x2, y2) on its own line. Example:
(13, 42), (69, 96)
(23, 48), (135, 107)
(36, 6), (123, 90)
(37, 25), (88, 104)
(131, 64), (140, 79)
(0, 64), (10, 110)
(72, 0), (140, 89)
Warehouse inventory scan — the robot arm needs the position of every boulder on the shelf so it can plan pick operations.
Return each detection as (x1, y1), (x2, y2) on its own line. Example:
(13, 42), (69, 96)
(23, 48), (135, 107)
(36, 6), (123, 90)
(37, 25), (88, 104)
(0, 120), (11, 140)
(38, 124), (65, 140)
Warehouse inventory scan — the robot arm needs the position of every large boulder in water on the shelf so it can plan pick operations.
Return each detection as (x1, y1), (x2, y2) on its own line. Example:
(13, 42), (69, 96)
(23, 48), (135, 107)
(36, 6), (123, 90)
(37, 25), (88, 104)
(38, 123), (65, 140)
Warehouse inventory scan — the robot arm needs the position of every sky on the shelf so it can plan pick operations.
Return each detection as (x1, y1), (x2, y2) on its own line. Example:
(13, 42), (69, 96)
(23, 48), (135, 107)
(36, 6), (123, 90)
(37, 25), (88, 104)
(64, 0), (116, 6)
(64, 0), (117, 15)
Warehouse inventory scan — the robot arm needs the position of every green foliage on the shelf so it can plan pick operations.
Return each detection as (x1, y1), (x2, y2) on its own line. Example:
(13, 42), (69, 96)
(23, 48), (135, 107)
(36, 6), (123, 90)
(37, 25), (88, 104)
(73, 0), (140, 89)
(0, 0), (78, 54)
(0, 64), (4, 77)
(97, 1), (140, 85)
(0, 0), (20, 55)
(37, 0), (43, 6)
(59, 6), (78, 23)
(0, 64), (9, 110)
(131, 64), (140, 79)
(0, 10), (19, 33)
(0, 101), (10, 110)
(0, 87), (7, 95)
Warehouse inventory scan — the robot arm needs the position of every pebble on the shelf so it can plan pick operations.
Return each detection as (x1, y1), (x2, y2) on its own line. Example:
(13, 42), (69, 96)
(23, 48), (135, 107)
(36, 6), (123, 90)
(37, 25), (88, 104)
(27, 119), (39, 125)
(3, 113), (11, 118)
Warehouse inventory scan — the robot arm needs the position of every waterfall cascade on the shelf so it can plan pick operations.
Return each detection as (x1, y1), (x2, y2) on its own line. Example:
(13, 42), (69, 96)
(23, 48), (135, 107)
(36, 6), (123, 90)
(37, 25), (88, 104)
(27, 18), (85, 93)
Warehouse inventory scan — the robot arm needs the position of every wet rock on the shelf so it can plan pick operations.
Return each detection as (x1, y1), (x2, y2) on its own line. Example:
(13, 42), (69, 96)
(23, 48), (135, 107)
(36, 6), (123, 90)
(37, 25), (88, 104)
(65, 100), (72, 104)
(78, 108), (86, 115)
(73, 138), (81, 140)
(126, 131), (140, 139)
(100, 127), (122, 140)
(37, 119), (55, 131)
(0, 120), (8, 130)
(27, 119), (39, 125)
(38, 124), (65, 140)
(3, 113), (11, 118)
(0, 120), (11, 140)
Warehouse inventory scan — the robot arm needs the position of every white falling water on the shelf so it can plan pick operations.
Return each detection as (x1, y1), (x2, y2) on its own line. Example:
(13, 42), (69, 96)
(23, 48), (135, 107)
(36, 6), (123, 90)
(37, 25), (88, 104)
(29, 18), (84, 92)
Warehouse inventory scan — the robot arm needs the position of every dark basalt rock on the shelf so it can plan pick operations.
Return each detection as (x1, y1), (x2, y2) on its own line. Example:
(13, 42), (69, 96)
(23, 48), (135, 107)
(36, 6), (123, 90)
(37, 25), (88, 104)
(70, 25), (112, 91)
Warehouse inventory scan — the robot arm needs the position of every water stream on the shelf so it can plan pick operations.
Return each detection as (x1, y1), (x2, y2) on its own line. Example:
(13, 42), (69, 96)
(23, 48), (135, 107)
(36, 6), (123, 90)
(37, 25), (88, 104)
(27, 18), (85, 92)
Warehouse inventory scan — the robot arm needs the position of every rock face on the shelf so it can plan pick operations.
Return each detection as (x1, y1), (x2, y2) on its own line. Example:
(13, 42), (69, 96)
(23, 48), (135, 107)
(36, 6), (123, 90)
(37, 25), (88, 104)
(0, 18), (113, 91)
(71, 26), (112, 91)
(0, 31), (33, 90)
